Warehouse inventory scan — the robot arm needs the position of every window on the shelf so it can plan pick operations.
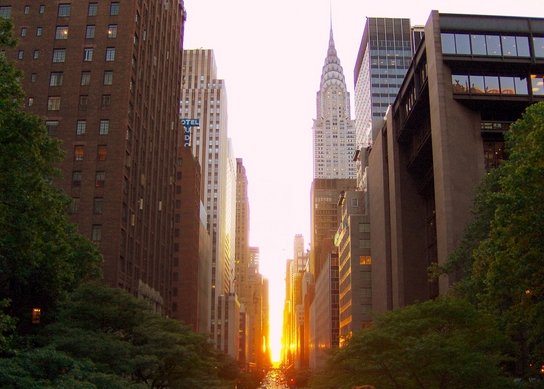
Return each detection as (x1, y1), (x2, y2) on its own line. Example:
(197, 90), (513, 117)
(99, 120), (109, 134)
(441, 33), (455, 54)
(36, 27), (43, 36)
(55, 26), (68, 39)
(33, 50), (39, 59)
(110, 2), (120, 16)
(91, 225), (102, 242)
(468, 34), (485, 55)
(39, 5), (45, 14)
(101, 94), (111, 108)
(97, 145), (107, 161)
(534, 37), (544, 58)
(105, 47), (115, 61)
(45, 120), (59, 135)
(52, 48), (65, 63)
(452, 74), (469, 94)
(28, 97), (34, 107)
(107, 24), (117, 38)
(95, 171), (106, 188)
(24, 5), (30, 14)
(49, 72), (63, 86)
(85, 25), (95, 39)
(103, 71), (113, 85)
(47, 96), (61, 111)
(76, 120), (86, 135)
(17, 50), (23, 60)
(531, 74), (544, 96)
(72, 171), (82, 187)
(359, 256), (372, 265)
(80, 71), (91, 85)
(93, 197), (104, 214)
(79, 95), (88, 110)
(69, 198), (79, 214)
(88, 3), (97, 16)
(74, 145), (84, 161)
(83, 47), (93, 61)
(454, 34), (470, 55)
(0, 6), (11, 19)
(486, 35), (501, 56)
(57, 4), (70, 17)
(20, 27), (27, 37)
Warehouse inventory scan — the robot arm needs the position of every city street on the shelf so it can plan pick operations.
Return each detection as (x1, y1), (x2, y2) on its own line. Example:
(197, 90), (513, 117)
(257, 369), (290, 389)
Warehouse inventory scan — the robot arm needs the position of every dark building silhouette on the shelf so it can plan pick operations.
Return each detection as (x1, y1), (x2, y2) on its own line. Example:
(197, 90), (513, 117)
(172, 146), (210, 333)
(1, 1), (186, 313)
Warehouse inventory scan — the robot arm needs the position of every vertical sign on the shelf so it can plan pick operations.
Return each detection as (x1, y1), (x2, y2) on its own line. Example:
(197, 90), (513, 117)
(181, 118), (199, 147)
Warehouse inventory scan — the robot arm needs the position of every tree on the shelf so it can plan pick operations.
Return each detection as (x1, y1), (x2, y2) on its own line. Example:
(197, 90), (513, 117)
(39, 282), (232, 388)
(310, 298), (511, 389)
(0, 16), (101, 331)
(464, 102), (544, 380)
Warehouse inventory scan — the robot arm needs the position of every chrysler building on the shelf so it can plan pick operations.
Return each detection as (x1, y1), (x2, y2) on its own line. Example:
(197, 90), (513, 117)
(312, 26), (356, 179)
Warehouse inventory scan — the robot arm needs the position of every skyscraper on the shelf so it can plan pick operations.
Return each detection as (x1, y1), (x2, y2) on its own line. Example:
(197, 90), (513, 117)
(368, 11), (544, 312)
(354, 17), (412, 188)
(312, 26), (357, 180)
(181, 49), (234, 339)
(310, 25), (356, 279)
(1, 1), (186, 313)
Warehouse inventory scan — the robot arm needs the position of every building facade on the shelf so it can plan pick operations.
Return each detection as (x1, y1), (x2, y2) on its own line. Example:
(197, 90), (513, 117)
(335, 190), (372, 346)
(181, 49), (234, 339)
(353, 17), (412, 189)
(310, 178), (355, 279)
(1, 1), (186, 313)
(368, 11), (544, 313)
(312, 26), (356, 180)
(171, 146), (210, 333)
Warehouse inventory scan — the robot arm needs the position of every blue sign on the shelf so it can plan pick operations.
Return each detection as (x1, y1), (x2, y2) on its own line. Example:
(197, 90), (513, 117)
(181, 118), (200, 147)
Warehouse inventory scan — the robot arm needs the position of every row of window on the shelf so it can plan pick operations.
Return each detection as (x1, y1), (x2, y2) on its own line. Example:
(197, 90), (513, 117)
(18, 47), (116, 62)
(70, 197), (104, 215)
(74, 145), (108, 161)
(72, 170), (106, 188)
(0, 3), (120, 18)
(46, 119), (110, 135)
(441, 32), (544, 58)
(451, 73), (544, 96)
(20, 24), (117, 39)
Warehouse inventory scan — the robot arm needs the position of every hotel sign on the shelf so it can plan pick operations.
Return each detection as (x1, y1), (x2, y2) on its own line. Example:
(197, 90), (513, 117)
(181, 118), (199, 147)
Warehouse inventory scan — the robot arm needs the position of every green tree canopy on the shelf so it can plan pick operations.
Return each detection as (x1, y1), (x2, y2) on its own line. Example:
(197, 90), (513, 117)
(0, 14), (101, 331)
(453, 101), (544, 379)
(34, 282), (232, 388)
(311, 298), (511, 389)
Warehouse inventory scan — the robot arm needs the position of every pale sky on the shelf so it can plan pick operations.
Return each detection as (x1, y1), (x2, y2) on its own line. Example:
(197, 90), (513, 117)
(182, 0), (542, 360)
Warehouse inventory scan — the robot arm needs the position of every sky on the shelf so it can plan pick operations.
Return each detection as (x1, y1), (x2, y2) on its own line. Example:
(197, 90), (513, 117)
(182, 0), (542, 360)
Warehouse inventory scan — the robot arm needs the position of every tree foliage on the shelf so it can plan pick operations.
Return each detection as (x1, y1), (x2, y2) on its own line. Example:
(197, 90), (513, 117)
(455, 101), (544, 380)
(310, 298), (511, 389)
(0, 13), (101, 331)
(0, 282), (233, 389)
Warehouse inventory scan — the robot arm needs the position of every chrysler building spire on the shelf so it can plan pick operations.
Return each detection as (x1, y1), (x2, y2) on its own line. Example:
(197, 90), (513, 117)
(312, 16), (356, 179)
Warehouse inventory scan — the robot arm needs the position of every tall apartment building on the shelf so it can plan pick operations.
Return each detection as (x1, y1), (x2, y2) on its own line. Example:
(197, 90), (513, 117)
(353, 17), (412, 188)
(312, 26), (357, 180)
(368, 11), (544, 313)
(181, 49), (235, 339)
(171, 146), (210, 333)
(247, 247), (269, 368)
(335, 190), (372, 347)
(310, 179), (355, 279)
(234, 158), (252, 365)
(309, 252), (339, 369)
(1, 1), (186, 313)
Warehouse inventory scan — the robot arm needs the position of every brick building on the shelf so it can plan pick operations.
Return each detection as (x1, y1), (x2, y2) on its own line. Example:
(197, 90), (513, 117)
(1, 1), (186, 312)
